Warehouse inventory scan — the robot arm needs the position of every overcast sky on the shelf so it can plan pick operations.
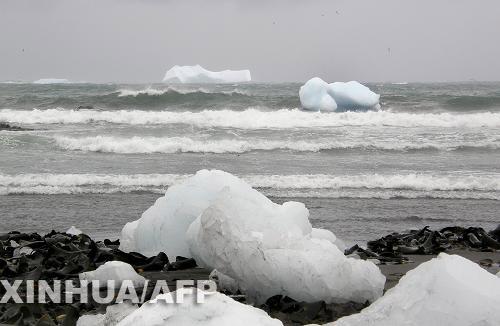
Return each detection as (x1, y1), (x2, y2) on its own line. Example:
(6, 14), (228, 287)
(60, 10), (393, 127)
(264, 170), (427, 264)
(1, 0), (499, 83)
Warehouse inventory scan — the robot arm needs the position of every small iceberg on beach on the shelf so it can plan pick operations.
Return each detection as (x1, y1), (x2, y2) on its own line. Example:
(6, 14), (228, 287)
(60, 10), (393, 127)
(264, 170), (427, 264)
(333, 253), (500, 326)
(33, 78), (70, 84)
(299, 77), (380, 112)
(79, 261), (146, 289)
(162, 65), (251, 83)
(120, 170), (384, 304)
(77, 302), (138, 326)
(66, 225), (83, 235)
(117, 290), (283, 326)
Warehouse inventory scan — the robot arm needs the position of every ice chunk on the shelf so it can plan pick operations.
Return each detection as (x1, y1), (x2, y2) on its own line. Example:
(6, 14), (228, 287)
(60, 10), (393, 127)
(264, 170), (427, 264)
(33, 78), (70, 84)
(66, 225), (83, 235)
(119, 170), (262, 257)
(117, 289), (283, 326)
(299, 77), (338, 111)
(77, 302), (138, 326)
(79, 261), (146, 289)
(77, 314), (105, 326)
(333, 253), (500, 326)
(119, 220), (139, 253)
(162, 65), (251, 83)
(311, 227), (346, 252)
(299, 77), (380, 112)
(186, 185), (385, 304)
(120, 170), (383, 304)
(210, 269), (240, 294)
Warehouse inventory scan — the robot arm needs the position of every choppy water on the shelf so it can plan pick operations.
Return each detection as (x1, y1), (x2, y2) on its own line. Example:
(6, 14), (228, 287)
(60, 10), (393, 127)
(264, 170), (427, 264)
(1, 82), (499, 245)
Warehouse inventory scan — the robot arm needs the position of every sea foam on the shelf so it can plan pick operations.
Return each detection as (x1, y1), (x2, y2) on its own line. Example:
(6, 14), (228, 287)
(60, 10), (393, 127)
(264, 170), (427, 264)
(2, 108), (500, 128)
(1, 173), (498, 199)
(53, 135), (500, 154)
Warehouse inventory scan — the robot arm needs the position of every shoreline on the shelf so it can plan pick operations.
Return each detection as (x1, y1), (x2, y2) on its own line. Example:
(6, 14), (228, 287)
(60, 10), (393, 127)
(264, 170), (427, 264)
(1, 225), (498, 325)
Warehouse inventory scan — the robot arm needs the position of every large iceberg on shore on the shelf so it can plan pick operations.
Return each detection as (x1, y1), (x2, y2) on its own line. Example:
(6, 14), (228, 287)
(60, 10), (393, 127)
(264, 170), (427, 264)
(332, 253), (500, 326)
(299, 77), (380, 112)
(162, 65), (251, 83)
(120, 170), (384, 304)
(117, 290), (283, 326)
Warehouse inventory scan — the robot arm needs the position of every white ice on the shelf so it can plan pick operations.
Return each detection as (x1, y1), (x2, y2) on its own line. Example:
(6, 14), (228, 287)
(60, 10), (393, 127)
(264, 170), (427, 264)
(120, 169), (385, 304)
(79, 261), (146, 289)
(66, 225), (83, 235)
(33, 78), (70, 84)
(117, 289), (283, 326)
(332, 253), (500, 326)
(299, 77), (380, 112)
(77, 302), (138, 326)
(162, 65), (251, 83)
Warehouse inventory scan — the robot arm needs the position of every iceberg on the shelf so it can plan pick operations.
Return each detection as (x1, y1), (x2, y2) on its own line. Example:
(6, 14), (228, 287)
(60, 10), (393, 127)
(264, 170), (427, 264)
(299, 77), (380, 112)
(162, 65), (251, 83)
(79, 261), (146, 289)
(33, 78), (70, 84)
(117, 290), (283, 326)
(333, 253), (500, 326)
(120, 170), (385, 304)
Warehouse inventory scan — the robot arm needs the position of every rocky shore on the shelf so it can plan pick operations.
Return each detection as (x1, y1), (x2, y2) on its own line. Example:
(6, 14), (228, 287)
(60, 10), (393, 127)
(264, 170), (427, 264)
(0, 225), (499, 325)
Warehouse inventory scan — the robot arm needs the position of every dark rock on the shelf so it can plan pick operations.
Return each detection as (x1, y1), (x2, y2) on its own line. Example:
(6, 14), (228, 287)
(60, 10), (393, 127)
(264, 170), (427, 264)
(366, 226), (500, 258)
(166, 256), (197, 271)
(260, 295), (368, 325)
(0, 122), (31, 131)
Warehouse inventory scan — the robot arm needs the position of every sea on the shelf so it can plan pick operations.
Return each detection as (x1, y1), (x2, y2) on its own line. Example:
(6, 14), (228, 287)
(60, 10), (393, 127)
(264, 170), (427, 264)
(0, 82), (499, 246)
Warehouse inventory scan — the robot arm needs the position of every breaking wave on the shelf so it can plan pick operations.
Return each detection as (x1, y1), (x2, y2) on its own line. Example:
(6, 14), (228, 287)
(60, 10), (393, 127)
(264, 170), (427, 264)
(53, 135), (500, 154)
(1, 173), (498, 199)
(116, 87), (248, 97)
(2, 108), (500, 129)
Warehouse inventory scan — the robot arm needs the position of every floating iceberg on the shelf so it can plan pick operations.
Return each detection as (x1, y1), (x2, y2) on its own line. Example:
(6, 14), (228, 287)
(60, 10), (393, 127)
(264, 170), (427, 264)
(79, 261), (146, 289)
(66, 225), (83, 236)
(162, 65), (251, 83)
(333, 253), (500, 326)
(120, 170), (385, 304)
(299, 77), (380, 112)
(33, 78), (70, 84)
(117, 290), (283, 326)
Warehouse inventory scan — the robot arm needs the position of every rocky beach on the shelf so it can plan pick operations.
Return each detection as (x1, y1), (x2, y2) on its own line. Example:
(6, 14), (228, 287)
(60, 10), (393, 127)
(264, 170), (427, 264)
(1, 222), (499, 325)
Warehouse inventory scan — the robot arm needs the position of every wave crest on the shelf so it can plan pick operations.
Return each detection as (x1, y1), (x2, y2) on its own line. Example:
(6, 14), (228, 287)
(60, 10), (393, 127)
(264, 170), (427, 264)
(1, 173), (498, 199)
(2, 108), (500, 128)
(53, 135), (500, 154)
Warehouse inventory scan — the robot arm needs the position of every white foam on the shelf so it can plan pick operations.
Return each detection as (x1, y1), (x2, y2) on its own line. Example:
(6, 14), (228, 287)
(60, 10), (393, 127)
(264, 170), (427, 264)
(53, 135), (499, 154)
(2, 108), (500, 129)
(117, 87), (246, 97)
(1, 173), (498, 199)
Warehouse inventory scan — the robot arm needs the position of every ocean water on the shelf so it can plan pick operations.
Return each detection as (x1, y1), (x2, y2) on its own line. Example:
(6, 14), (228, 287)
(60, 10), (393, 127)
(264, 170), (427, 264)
(0, 82), (499, 246)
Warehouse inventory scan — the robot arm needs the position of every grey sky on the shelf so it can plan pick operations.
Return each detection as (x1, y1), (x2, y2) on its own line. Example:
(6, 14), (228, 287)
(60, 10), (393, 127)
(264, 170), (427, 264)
(1, 0), (499, 83)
